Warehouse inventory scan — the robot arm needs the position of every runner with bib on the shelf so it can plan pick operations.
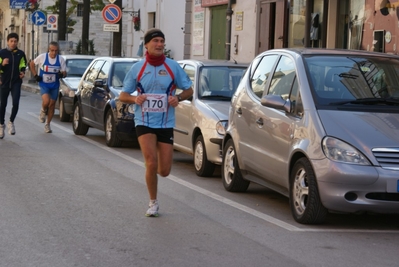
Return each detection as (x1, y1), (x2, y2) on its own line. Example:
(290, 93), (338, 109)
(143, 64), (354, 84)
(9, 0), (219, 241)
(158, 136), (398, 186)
(120, 28), (193, 217)
(30, 42), (67, 133)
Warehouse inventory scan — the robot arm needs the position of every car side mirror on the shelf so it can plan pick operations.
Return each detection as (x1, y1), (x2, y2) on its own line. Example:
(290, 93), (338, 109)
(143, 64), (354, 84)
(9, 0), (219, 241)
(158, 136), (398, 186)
(94, 79), (104, 88)
(260, 94), (291, 113)
(94, 79), (111, 92)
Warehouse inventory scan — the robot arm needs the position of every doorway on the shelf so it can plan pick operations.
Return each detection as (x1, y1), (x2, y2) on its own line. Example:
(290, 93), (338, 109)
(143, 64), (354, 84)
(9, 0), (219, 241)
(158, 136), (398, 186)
(210, 5), (227, 59)
(373, 30), (385, 53)
(258, 0), (286, 53)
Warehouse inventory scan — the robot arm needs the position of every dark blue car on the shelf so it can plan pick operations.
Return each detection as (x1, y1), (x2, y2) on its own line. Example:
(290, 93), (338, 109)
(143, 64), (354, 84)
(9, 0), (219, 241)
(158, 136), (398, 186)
(72, 57), (139, 147)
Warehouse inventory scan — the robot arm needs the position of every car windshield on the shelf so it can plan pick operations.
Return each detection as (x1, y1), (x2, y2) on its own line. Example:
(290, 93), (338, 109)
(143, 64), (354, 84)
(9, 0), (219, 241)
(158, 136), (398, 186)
(304, 55), (399, 106)
(66, 59), (94, 77)
(112, 62), (136, 88)
(198, 66), (246, 100)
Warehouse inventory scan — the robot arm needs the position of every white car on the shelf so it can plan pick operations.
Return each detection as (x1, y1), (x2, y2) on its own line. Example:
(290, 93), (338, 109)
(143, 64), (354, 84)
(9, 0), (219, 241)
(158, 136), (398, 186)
(174, 60), (248, 177)
(56, 55), (97, 121)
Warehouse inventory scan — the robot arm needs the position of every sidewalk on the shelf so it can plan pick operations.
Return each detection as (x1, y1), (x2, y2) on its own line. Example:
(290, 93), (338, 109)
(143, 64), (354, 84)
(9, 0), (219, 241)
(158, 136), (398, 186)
(22, 72), (40, 94)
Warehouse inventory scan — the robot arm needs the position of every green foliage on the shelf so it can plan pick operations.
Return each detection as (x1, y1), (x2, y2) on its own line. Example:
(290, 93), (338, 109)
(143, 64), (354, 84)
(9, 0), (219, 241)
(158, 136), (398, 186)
(74, 39), (96, 55)
(67, 18), (76, 34)
(46, 0), (105, 15)
(75, 39), (82, 54)
(46, 0), (77, 34)
(88, 39), (96, 55)
(164, 47), (173, 59)
(90, 0), (105, 11)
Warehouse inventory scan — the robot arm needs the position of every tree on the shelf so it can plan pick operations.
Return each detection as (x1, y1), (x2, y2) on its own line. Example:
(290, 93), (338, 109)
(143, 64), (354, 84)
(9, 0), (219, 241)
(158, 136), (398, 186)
(46, 0), (105, 51)
(46, 0), (78, 38)
(82, 0), (90, 54)
(58, 0), (67, 40)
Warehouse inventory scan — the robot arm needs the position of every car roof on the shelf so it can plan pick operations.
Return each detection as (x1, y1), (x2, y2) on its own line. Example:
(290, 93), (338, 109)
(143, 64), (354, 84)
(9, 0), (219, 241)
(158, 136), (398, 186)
(61, 54), (97, 60)
(93, 56), (141, 62)
(178, 59), (249, 68)
(259, 48), (399, 59)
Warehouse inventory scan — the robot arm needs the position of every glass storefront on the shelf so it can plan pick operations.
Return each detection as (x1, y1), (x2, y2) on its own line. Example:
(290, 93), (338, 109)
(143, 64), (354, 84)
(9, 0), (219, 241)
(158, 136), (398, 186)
(288, 0), (324, 48)
(287, 0), (399, 55)
(289, 0), (306, 48)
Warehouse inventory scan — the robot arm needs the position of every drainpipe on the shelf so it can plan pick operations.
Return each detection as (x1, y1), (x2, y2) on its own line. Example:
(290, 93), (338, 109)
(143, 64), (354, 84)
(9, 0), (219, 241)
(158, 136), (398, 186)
(304, 0), (313, 48)
(225, 0), (233, 60)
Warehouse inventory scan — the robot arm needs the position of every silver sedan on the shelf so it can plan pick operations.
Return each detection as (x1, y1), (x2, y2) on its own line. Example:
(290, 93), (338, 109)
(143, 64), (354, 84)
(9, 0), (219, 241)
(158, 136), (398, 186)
(174, 60), (248, 177)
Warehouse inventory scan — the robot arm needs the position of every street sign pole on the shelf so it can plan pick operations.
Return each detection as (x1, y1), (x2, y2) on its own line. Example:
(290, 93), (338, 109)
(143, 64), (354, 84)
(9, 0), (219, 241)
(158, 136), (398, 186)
(102, 2), (122, 56)
(28, 18), (36, 83)
(31, 21), (35, 59)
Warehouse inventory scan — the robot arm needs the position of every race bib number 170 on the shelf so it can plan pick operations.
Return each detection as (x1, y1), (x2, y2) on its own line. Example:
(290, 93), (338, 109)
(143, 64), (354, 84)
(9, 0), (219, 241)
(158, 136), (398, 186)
(141, 94), (168, 113)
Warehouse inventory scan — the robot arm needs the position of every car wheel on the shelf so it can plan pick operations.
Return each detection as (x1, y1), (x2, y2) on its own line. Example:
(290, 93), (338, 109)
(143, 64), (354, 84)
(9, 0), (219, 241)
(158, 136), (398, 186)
(290, 158), (328, 224)
(72, 102), (89, 135)
(105, 109), (122, 147)
(59, 97), (71, 122)
(194, 135), (215, 177)
(222, 139), (249, 192)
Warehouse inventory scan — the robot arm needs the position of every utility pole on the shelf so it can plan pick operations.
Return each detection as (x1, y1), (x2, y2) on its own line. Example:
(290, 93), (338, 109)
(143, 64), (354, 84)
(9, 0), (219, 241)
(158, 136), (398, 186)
(112, 0), (122, 56)
(82, 0), (90, 54)
(58, 0), (67, 41)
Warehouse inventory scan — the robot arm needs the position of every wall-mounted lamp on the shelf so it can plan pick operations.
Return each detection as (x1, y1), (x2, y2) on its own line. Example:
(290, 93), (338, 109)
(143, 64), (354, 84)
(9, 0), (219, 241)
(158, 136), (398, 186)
(122, 9), (140, 17)
(9, 24), (15, 31)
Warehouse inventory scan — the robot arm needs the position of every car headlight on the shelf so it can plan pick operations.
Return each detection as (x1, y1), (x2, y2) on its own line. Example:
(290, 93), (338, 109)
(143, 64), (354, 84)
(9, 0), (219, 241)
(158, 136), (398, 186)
(216, 120), (228, 135)
(127, 104), (135, 114)
(322, 137), (370, 165)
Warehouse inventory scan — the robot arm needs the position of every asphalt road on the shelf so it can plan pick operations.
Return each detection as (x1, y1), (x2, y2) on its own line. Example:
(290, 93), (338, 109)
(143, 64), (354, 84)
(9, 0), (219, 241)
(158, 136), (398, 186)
(0, 87), (398, 267)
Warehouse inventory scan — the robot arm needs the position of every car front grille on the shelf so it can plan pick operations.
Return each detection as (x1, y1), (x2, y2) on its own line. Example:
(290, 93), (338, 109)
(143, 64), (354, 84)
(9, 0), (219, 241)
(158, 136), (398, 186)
(366, 193), (399, 201)
(372, 148), (399, 170)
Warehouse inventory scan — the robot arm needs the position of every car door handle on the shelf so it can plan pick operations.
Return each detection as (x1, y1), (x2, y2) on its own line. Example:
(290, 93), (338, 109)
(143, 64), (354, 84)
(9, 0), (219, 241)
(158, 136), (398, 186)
(256, 118), (263, 126)
(236, 107), (242, 115)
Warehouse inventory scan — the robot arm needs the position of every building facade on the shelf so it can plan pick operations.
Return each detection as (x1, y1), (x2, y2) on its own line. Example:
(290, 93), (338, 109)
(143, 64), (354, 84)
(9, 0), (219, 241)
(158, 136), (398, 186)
(2, 0), (399, 63)
(124, 0), (187, 60)
(1, 0), (130, 60)
(180, 0), (399, 63)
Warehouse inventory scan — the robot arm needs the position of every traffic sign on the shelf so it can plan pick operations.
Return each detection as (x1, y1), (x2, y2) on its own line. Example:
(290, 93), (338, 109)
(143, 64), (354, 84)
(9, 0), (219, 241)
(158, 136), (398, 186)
(32, 10), (46, 26)
(47, 14), (58, 31)
(102, 4), (122, 24)
(103, 24), (120, 32)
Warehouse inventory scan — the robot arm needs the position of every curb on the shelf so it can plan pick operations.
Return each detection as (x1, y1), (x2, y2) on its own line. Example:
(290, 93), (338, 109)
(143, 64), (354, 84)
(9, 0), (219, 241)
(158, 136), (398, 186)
(22, 74), (40, 94)
(22, 83), (40, 94)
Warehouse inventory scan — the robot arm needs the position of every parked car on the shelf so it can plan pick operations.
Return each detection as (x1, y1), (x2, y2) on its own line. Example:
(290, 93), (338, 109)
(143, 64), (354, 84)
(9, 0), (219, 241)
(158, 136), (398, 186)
(73, 57), (140, 147)
(222, 48), (399, 224)
(174, 60), (248, 176)
(56, 55), (97, 121)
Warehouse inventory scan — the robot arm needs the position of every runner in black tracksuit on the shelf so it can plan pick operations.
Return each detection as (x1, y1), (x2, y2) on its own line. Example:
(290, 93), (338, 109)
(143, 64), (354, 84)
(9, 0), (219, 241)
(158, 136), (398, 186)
(0, 33), (27, 138)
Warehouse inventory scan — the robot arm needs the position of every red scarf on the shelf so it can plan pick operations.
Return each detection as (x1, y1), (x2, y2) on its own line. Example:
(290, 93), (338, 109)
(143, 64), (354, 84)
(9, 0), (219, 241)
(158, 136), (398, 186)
(145, 51), (166, 67)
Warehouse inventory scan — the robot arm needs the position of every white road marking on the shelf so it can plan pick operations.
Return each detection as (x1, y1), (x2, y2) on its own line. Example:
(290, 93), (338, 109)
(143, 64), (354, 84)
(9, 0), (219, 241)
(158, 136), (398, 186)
(27, 112), (399, 233)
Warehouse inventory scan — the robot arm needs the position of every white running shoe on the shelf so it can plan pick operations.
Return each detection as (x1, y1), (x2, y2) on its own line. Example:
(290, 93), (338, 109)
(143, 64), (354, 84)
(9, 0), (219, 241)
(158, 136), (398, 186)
(0, 124), (4, 139)
(39, 109), (46, 123)
(7, 121), (15, 135)
(145, 200), (159, 217)
(44, 124), (52, 133)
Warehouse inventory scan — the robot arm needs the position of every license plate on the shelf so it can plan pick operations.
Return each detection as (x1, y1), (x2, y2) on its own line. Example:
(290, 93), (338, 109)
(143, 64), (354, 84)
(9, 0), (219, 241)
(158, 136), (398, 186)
(397, 180), (399, 192)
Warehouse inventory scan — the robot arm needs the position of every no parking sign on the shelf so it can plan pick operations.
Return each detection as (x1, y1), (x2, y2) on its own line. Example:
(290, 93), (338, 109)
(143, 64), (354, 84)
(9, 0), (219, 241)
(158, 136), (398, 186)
(47, 14), (58, 31)
(102, 4), (122, 24)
